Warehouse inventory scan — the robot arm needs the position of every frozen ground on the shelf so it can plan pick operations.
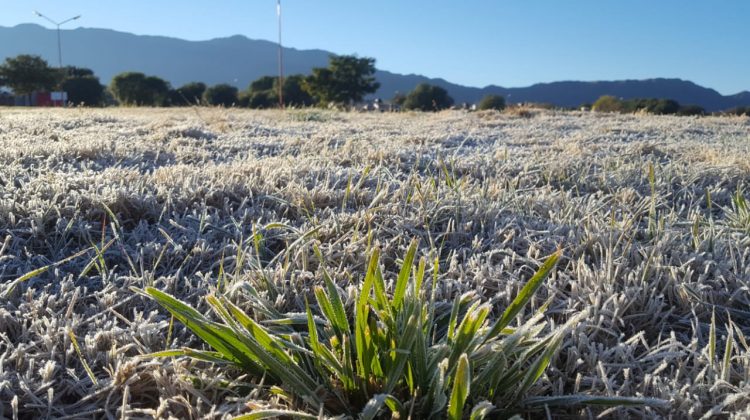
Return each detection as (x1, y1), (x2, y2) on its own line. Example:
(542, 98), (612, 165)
(1, 107), (749, 418)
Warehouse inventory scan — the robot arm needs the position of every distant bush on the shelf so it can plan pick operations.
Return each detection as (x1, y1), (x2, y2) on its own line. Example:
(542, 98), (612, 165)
(172, 82), (206, 106)
(59, 66), (105, 106)
(478, 94), (506, 111)
(241, 75), (313, 109)
(402, 83), (454, 111)
(622, 98), (680, 115)
(203, 84), (238, 107)
(279, 75), (314, 108)
(110, 72), (171, 106)
(725, 106), (750, 116)
(592, 95), (623, 113)
(391, 92), (406, 107)
(62, 75), (104, 106)
(677, 105), (706, 116)
(593, 95), (702, 116)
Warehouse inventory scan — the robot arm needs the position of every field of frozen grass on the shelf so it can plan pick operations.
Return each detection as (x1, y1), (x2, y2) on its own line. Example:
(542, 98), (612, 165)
(1, 107), (749, 418)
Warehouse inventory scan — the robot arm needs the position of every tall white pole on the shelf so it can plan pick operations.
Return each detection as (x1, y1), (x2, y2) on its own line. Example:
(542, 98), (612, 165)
(277, 0), (284, 108)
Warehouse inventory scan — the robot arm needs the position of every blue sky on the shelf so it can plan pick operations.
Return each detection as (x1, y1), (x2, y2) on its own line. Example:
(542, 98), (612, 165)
(2, 1), (748, 94)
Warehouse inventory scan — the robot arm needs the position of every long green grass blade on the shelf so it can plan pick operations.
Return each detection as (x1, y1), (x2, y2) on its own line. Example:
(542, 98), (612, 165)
(709, 310), (716, 368)
(142, 348), (232, 364)
(429, 359), (449, 417)
(448, 353), (471, 420)
(212, 296), (294, 365)
(233, 409), (317, 420)
(320, 269), (350, 336)
(393, 239), (418, 310)
(68, 329), (98, 386)
(486, 250), (561, 341)
(141, 287), (264, 373)
(305, 301), (346, 385)
(523, 395), (669, 408)
(4, 243), (108, 297)
(360, 394), (404, 420)
(356, 248), (380, 379)
(722, 326), (734, 381)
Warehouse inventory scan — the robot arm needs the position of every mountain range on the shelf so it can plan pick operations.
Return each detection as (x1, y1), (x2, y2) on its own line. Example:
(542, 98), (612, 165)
(2, 23), (749, 111)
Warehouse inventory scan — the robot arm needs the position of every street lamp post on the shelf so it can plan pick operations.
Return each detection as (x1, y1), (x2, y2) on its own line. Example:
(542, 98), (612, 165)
(277, 0), (284, 109)
(33, 11), (81, 69)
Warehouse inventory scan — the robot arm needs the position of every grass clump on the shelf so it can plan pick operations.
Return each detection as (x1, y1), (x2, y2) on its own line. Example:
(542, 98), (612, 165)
(138, 241), (592, 417)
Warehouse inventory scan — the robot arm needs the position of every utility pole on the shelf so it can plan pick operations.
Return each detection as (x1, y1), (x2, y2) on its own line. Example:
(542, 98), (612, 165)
(33, 11), (81, 69)
(277, 0), (284, 108)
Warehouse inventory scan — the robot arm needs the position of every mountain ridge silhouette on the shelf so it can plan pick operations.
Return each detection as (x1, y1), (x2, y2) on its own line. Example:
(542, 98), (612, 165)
(2, 23), (748, 111)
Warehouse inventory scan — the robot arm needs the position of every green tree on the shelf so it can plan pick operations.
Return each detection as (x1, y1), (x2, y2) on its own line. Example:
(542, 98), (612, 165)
(110, 72), (170, 106)
(304, 55), (380, 106)
(592, 95), (623, 113)
(650, 99), (680, 115)
(618, 98), (682, 115)
(677, 104), (705, 116)
(171, 82), (207, 106)
(242, 76), (276, 108)
(279, 75), (314, 107)
(392, 92), (406, 108)
(57, 66), (104, 106)
(62, 66), (94, 78)
(62, 76), (104, 106)
(0, 55), (57, 95)
(203, 84), (238, 107)
(727, 106), (749, 116)
(241, 75), (313, 109)
(144, 76), (170, 106)
(250, 76), (276, 93)
(242, 91), (273, 108)
(402, 83), (454, 111)
(478, 94), (506, 111)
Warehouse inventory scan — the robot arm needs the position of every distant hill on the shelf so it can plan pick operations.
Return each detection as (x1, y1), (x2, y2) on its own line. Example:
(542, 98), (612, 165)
(2, 23), (749, 111)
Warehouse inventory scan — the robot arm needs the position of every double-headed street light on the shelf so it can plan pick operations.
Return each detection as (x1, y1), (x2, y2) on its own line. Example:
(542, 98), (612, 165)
(33, 11), (81, 69)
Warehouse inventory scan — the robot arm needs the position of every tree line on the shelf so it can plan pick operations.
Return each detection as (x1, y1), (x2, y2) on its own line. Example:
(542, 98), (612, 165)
(590, 95), (707, 116)
(0, 55), (105, 105)
(0, 53), (508, 111)
(6, 53), (744, 115)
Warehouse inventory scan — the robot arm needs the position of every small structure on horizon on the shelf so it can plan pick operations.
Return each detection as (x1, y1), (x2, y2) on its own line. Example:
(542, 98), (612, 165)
(9, 91), (68, 107)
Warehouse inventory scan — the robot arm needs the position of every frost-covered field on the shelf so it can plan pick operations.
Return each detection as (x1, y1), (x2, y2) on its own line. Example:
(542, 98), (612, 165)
(1, 107), (749, 418)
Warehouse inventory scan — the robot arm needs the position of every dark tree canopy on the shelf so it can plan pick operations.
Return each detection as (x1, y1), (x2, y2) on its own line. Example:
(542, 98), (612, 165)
(304, 55), (380, 106)
(110, 72), (170, 106)
(592, 95), (623, 113)
(593, 96), (690, 115)
(279, 75), (314, 107)
(243, 75), (277, 108)
(392, 92), (407, 107)
(677, 105), (706, 116)
(250, 76), (276, 93)
(203, 84), (238, 107)
(62, 76), (104, 106)
(402, 83), (454, 111)
(63, 66), (95, 78)
(54, 66), (104, 106)
(0, 55), (58, 95)
(172, 82), (207, 106)
(478, 94), (506, 111)
(242, 75), (313, 109)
